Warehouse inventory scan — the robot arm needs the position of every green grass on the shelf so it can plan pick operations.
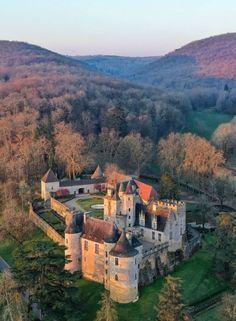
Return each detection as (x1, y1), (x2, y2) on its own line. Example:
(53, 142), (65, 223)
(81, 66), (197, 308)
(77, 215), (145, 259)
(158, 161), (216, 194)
(76, 197), (104, 219)
(183, 110), (233, 140)
(0, 239), (15, 266)
(39, 210), (65, 235)
(73, 235), (228, 321)
(195, 304), (222, 321)
(0, 228), (50, 268)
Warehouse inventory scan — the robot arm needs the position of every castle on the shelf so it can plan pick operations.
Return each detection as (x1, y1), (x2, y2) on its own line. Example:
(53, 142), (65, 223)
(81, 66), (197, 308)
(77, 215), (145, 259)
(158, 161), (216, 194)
(41, 168), (186, 304)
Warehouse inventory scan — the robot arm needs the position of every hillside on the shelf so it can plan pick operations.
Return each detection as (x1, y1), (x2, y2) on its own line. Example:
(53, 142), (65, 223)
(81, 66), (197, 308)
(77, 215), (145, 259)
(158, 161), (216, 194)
(74, 55), (157, 80)
(0, 41), (190, 138)
(77, 34), (236, 91)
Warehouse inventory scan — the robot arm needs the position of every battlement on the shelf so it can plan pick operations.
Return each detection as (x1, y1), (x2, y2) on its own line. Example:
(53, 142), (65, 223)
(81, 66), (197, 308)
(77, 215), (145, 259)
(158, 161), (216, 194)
(156, 199), (185, 209)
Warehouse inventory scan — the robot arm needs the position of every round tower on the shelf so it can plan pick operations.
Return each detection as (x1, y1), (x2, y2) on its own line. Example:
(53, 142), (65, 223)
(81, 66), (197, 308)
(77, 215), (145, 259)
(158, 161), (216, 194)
(103, 224), (120, 291)
(109, 229), (139, 303)
(64, 213), (83, 273)
(123, 180), (138, 228)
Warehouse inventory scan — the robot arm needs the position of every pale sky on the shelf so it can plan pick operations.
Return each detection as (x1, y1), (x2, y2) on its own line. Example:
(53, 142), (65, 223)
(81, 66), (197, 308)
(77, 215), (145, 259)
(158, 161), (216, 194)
(0, 0), (236, 56)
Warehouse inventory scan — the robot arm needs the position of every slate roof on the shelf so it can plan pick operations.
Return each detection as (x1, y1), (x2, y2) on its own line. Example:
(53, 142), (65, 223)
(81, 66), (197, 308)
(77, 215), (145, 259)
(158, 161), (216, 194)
(135, 203), (167, 232)
(60, 177), (105, 187)
(41, 169), (59, 183)
(91, 165), (103, 179)
(110, 229), (138, 257)
(82, 217), (120, 244)
(65, 213), (84, 234)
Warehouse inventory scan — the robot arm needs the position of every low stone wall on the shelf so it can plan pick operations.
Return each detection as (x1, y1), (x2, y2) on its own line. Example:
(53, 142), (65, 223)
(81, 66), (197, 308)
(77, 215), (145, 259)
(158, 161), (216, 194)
(29, 205), (65, 246)
(50, 197), (71, 218)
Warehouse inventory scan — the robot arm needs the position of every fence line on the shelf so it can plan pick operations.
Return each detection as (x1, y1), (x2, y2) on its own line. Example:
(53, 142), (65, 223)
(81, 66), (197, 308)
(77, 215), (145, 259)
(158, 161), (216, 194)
(29, 205), (65, 246)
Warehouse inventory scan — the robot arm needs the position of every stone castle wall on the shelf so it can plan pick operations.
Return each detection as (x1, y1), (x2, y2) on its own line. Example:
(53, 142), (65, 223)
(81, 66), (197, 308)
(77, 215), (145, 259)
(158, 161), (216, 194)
(29, 205), (65, 246)
(50, 197), (71, 218)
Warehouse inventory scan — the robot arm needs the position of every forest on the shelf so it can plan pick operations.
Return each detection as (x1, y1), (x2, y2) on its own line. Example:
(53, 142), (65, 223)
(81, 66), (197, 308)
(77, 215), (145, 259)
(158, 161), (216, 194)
(0, 39), (235, 321)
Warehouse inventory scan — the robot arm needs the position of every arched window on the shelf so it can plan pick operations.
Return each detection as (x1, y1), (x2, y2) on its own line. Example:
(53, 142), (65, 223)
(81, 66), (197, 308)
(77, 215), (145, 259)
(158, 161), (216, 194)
(115, 258), (119, 266)
(115, 274), (118, 281)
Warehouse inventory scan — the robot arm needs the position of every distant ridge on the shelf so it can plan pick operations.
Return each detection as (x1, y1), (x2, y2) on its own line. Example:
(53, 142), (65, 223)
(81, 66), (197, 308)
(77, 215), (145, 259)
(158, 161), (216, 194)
(75, 33), (236, 90)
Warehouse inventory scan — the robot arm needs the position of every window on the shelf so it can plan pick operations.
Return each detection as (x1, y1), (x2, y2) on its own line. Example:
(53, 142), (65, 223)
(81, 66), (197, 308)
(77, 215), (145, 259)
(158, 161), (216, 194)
(105, 251), (108, 257)
(128, 223), (131, 227)
(115, 258), (119, 266)
(128, 208), (131, 212)
(128, 215), (131, 219)
(66, 238), (68, 245)
(140, 213), (145, 227)
(152, 218), (157, 230)
(115, 274), (118, 281)
(105, 269), (108, 274)
(128, 197), (130, 201)
(158, 233), (161, 241)
(135, 274), (137, 280)
(152, 231), (155, 240)
(84, 240), (88, 251)
(170, 231), (173, 240)
(140, 228), (144, 236)
(95, 244), (99, 255)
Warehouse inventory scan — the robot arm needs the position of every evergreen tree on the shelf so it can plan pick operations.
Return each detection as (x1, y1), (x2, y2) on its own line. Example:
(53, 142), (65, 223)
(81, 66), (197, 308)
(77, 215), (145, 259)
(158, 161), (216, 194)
(12, 239), (81, 321)
(95, 291), (118, 321)
(214, 212), (236, 280)
(156, 276), (184, 321)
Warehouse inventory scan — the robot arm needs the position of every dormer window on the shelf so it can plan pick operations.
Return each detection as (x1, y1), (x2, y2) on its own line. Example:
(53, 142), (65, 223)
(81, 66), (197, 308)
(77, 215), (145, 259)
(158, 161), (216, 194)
(152, 217), (157, 230)
(139, 212), (145, 227)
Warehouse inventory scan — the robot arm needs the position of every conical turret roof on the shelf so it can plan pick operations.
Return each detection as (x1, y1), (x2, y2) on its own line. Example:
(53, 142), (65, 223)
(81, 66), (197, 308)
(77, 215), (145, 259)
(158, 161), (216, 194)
(41, 169), (58, 183)
(112, 190), (120, 201)
(125, 181), (133, 194)
(119, 182), (125, 193)
(110, 229), (138, 257)
(91, 165), (103, 179)
(104, 224), (120, 243)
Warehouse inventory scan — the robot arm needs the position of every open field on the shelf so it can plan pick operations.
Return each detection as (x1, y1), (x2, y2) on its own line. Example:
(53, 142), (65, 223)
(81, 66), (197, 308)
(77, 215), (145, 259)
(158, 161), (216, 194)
(76, 197), (104, 219)
(183, 110), (233, 140)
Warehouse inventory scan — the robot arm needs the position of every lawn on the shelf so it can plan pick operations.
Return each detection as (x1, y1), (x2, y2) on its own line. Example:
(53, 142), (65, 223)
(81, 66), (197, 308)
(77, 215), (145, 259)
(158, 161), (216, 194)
(76, 197), (104, 219)
(76, 234), (228, 321)
(39, 210), (65, 235)
(0, 228), (50, 268)
(195, 304), (222, 321)
(183, 110), (233, 140)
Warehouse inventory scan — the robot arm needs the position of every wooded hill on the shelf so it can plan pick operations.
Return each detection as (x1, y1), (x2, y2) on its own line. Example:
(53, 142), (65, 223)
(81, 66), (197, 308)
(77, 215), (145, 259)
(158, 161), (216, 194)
(0, 40), (189, 139)
(75, 34), (236, 113)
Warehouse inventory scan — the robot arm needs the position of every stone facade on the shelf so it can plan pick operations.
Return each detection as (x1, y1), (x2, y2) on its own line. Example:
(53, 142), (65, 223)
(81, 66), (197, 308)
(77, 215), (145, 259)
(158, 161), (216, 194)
(40, 170), (187, 303)
(41, 167), (106, 200)
(62, 177), (187, 304)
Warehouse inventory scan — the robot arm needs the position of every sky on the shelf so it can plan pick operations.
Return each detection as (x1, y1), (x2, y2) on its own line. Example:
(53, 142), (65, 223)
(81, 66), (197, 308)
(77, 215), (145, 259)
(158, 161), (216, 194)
(0, 0), (236, 56)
